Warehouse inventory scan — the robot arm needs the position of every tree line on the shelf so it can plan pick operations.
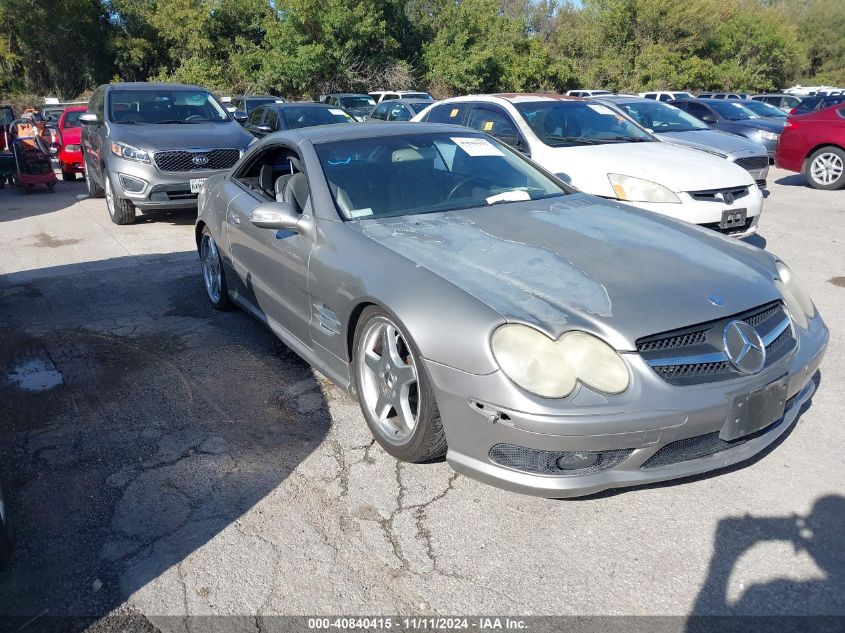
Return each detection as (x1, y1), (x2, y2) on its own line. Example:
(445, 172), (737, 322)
(1, 0), (843, 104)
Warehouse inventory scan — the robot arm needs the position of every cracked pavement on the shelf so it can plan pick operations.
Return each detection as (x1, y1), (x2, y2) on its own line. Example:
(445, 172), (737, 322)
(0, 170), (843, 631)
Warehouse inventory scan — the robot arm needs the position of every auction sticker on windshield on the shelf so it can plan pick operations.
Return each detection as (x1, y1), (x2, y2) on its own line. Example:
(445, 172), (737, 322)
(190, 178), (207, 193)
(451, 137), (504, 157)
(329, 108), (349, 117)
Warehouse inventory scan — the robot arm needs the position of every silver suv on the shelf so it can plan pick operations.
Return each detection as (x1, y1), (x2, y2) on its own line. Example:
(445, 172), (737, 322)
(80, 82), (254, 224)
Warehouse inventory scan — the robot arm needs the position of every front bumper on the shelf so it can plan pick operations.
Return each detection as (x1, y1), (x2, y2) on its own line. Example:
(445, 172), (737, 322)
(59, 149), (84, 173)
(618, 184), (764, 238)
(425, 313), (828, 498)
(106, 155), (233, 210)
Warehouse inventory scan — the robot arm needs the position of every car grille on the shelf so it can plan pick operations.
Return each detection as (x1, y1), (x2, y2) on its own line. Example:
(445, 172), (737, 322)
(637, 301), (796, 385)
(734, 156), (769, 171)
(153, 148), (240, 172)
(688, 185), (750, 203)
(640, 393), (798, 469)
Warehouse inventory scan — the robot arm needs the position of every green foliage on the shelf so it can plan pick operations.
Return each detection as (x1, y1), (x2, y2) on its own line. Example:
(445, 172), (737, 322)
(0, 0), (841, 101)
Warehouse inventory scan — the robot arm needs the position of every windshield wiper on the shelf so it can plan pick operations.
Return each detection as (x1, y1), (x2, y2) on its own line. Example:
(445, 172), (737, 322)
(545, 136), (604, 146)
(157, 120), (203, 124)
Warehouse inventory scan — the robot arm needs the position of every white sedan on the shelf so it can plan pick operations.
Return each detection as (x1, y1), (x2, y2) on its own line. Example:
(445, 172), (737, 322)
(413, 94), (763, 237)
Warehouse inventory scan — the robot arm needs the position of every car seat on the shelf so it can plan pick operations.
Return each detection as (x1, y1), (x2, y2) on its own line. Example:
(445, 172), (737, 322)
(281, 172), (310, 213)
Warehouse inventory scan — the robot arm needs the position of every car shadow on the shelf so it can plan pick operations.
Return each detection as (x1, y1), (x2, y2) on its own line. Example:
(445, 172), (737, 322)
(0, 253), (329, 630)
(774, 173), (808, 187)
(686, 493), (845, 629)
(0, 177), (88, 223)
(742, 233), (767, 249)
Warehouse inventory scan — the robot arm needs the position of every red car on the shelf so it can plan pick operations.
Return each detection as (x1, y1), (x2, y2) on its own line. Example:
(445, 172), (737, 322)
(57, 106), (86, 181)
(775, 104), (845, 190)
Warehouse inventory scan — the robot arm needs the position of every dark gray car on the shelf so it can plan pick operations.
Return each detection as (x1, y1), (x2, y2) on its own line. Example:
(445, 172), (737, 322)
(595, 96), (770, 187)
(243, 103), (356, 139)
(670, 98), (785, 158)
(194, 122), (828, 498)
(323, 94), (377, 121)
(80, 82), (254, 225)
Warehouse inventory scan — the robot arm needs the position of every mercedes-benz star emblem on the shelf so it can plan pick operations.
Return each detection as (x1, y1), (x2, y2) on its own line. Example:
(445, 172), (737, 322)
(723, 320), (766, 374)
(192, 155), (209, 166)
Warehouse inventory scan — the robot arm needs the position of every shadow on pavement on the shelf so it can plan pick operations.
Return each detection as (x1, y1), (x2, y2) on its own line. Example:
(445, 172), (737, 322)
(774, 173), (808, 188)
(742, 233), (767, 250)
(0, 253), (330, 631)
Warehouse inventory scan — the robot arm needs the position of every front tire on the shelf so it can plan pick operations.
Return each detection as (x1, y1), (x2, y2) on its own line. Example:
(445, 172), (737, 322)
(804, 146), (845, 190)
(200, 227), (234, 311)
(104, 170), (136, 224)
(352, 307), (446, 462)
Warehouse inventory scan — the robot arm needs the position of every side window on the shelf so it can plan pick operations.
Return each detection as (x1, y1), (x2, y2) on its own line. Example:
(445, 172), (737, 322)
(466, 106), (520, 147)
(264, 109), (280, 131)
(92, 88), (105, 120)
(389, 104), (411, 121)
(425, 103), (469, 124)
(658, 94), (671, 102)
(370, 103), (389, 120)
(327, 97), (338, 106)
(236, 146), (310, 209)
(247, 107), (264, 126)
(687, 102), (710, 119)
(383, 93), (399, 101)
(644, 93), (656, 100)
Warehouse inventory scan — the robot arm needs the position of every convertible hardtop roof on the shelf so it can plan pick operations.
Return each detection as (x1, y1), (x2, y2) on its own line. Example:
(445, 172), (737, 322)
(270, 121), (476, 145)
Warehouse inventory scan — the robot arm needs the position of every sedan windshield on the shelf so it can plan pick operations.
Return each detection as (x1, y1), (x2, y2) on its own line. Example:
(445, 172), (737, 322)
(616, 101), (708, 133)
(109, 89), (229, 124)
(708, 100), (760, 121)
(315, 133), (566, 220)
(515, 101), (654, 147)
(403, 93), (432, 100)
(740, 100), (786, 118)
(282, 107), (354, 129)
(339, 96), (376, 109)
(61, 110), (84, 128)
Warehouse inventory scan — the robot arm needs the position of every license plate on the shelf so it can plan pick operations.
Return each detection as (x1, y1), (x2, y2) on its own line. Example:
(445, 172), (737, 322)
(720, 376), (789, 441)
(190, 178), (207, 193)
(720, 207), (747, 229)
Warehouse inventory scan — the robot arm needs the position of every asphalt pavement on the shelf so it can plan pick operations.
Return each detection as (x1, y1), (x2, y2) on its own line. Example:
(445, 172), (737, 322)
(0, 168), (843, 632)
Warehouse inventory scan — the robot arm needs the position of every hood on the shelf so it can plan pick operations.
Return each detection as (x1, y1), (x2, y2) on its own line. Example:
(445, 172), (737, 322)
(108, 121), (253, 152)
(353, 194), (780, 350)
(544, 142), (753, 193)
(721, 119), (785, 134)
(656, 129), (767, 157)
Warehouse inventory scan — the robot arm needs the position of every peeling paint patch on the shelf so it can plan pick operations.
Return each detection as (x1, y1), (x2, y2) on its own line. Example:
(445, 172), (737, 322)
(7, 357), (64, 391)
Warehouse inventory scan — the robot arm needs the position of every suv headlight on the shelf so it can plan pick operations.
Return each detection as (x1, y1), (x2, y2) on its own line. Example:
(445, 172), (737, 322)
(774, 261), (815, 329)
(110, 141), (150, 163)
(607, 174), (681, 204)
(758, 131), (780, 141)
(491, 325), (629, 398)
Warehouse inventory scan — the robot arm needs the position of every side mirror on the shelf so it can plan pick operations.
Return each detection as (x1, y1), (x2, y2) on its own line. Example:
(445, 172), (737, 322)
(256, 125), (273, 134)
(250, 202), (303, 232)
(233, 110), (247, 123)
(79, 112), (99, 125)
(701, 114), (716, 124)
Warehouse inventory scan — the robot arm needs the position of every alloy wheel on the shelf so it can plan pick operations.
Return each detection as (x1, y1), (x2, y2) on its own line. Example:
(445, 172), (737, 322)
(201, 234), (223, 304)
(105, 174), (115, 217)
(810, 152), (843, 186)
(357, 317), (420, 445)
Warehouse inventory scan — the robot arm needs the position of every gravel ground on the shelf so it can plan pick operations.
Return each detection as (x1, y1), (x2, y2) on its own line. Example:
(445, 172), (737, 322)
(0, 168), (842, 632)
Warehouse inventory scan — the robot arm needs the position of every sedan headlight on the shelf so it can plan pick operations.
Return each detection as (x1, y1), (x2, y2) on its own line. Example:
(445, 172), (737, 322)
(757, 131), (780, 141)
(774, 261), (815, 329)
(110, 141), (150, 163)
(491, 325), (629, 398)
(607, 174), (681, 204)
(65, 144), (81, 152)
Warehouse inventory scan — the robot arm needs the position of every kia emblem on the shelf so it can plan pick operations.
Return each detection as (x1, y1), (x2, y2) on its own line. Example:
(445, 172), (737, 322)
(192, 154), (209, 166)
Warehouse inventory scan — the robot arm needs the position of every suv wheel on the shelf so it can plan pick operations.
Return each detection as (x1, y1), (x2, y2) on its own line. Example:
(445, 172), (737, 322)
(85, 159), (104, 198)
(104, 171), (136, 225)
(804, 146), (845, 190)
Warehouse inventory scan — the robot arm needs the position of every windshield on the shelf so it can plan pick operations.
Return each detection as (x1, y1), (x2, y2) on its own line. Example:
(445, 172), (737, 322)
(515, 101), (654, 147)
(109, 89), (229, 124)
(672, 92), (694, 99)
(708, 100), (760, 121)
(62, 110), (84, 128)
(740, 100), (786, 118)
(616, 100), (709, 133)
(282, 106), (354, 129)
(315, 133), (566, 220)
(407, 101), (432, 114)
(339, 96), (376, 109)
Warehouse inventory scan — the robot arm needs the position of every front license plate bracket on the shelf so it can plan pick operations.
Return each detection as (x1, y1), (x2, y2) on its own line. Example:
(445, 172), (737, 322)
(720, 376), (789, 441)
(720, 207), (747, 230)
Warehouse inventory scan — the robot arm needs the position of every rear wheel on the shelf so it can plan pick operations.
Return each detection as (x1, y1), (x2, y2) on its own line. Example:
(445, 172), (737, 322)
(85, 157), (104, 198)
(200, 227), (234, 311)
(804, 146), (845, 190)
(104, 171), (136, 224)
(61, 169), (76, 181)
(353, 307), (446, 462)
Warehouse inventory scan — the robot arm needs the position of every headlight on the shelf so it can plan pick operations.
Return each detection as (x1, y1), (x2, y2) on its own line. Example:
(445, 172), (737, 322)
(774, 261), (815, 329)
(758, 131), (780, 141)
(491, 325), (629, 398)
(110, 141), (150, 163)
(607, 174), (681, 204)
(65, 144), (81, 152)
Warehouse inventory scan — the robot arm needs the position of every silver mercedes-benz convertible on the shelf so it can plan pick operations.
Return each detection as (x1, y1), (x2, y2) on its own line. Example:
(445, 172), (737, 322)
(195, 122), (828, 498)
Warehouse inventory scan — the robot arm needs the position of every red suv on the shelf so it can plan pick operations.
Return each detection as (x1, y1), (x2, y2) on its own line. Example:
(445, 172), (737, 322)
(775, 104), (845, 190)
(58, 106), (87, 181)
